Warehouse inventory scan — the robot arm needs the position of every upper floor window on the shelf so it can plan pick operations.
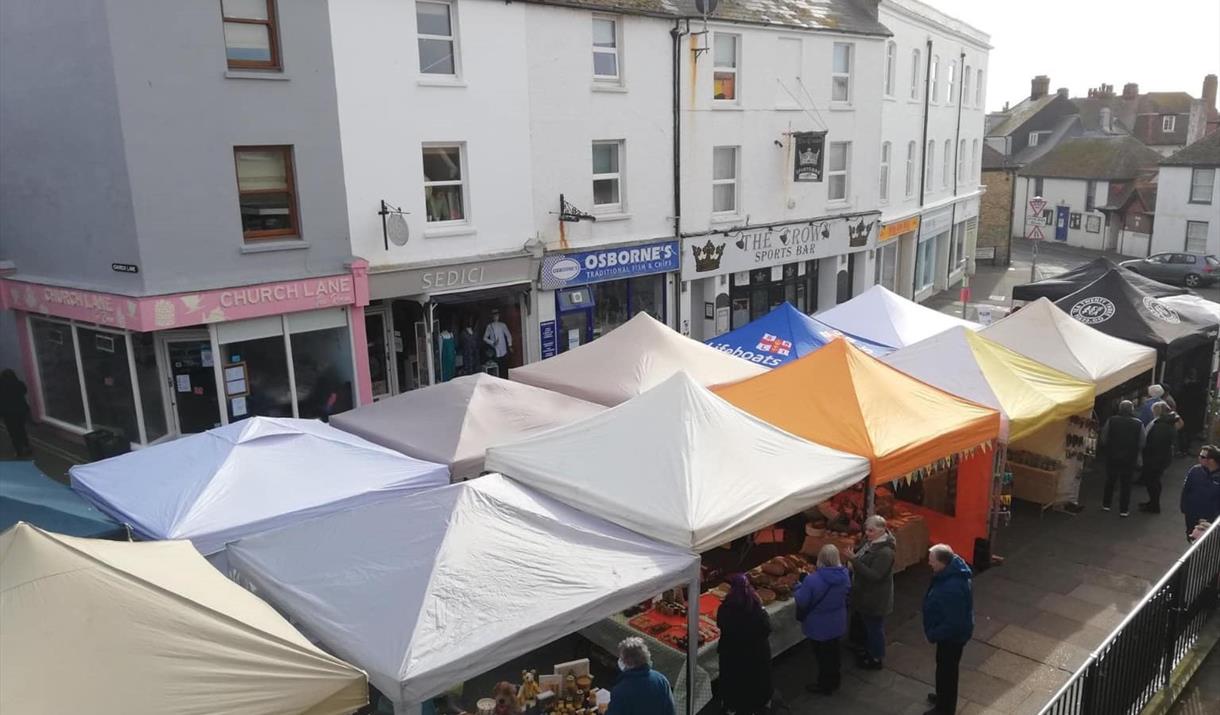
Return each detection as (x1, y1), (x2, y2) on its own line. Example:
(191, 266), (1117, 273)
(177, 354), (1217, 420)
(1033, 177), (1044, 196)
(946, 60), (956, 104)
(1191, 168), (1216, 204)
(963, 66), (972, 107)
(832, 43), (853, 102)
(234, 146), (298, 241)
(909, 49), (921, 100)
(422, 144), (467, 223)
(417, 1), (458, 76)
(592, 17), (620, 81)
(712, 146), (739, 213)
(975, 69), (984, 107)
(879, 141), (891, 202)
(883, 42), (896, 97)
(942, 139), (951, 189)
(929, 56), (939, 103)
(713, 34), (739, 101)
(971, 139), (979, 182)
(1028, 131), (1044, 147)
(905, 141), (916, 197)
(221, 0), (281, 70)
(958, 139), (967, 182)
(827, 142), (850, 201)
(925, 140), (935, 188)
(1185, 222), (1209, 253)
(1162, 115), (1177, 132)
(592, 141), (624, 211)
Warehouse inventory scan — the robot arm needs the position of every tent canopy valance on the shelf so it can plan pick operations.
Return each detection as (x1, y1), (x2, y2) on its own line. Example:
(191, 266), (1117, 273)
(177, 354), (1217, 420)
(509, 312), (766, 406)
(71, 417), (449, 556)
(1, 461), (125, 539)
(881, 326), (1097, 443)
(330, 374), (604, 481)
(706, 301), (892, 367)
(486, 372), (870, 552)
(227, 474), (699, 707)
(980, 298), (1157, 394)
(812, 285), (980, 349)
(0, 523), (366, 715)
(1012, 257), (1185, 302)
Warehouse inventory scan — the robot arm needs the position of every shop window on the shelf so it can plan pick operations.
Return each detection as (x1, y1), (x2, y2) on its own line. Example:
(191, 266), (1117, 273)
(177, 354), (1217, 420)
(417, 0), (458, 76)
(831, 43), (852, 102)
(422, 144), (467, 223)
(30, 318), (86, 427)
(712, 33), (738, 101)
(592, 141), (623, 211)
(234, 146), (299, 241)
(895, 466), (957, 516)
(77, 327), (139, 445)
(592, 17), (619, 81)
(728, 262), (815, 329)
(627, 275), (665, 322)
(221, 336), (292, 421)
(915, 236), (937, 291)
(132, 333), (168, 442)
(291, 327), (354, 421)
(221, 0), (280, 71)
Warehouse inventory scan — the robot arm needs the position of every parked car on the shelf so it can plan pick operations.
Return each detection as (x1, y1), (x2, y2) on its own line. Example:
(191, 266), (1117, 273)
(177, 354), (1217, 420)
(1120, 253), (1219, 288)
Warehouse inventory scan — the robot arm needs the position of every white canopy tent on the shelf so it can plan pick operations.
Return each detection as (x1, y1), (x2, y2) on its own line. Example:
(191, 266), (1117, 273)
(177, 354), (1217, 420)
(980, 297), (1158, 394)
(509, 312), (766, 405)
(0, 522), (366, 715)
(330, 374), (604, 481)
(226, 474), (699, 713)
(814, 285), (980, 349)
(71, 417), (449, 560)
(485, 371), (871, 552)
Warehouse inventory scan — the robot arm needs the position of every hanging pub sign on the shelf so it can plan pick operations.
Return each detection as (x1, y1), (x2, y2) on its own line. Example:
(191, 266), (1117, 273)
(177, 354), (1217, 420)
(792, 131), (827, 182)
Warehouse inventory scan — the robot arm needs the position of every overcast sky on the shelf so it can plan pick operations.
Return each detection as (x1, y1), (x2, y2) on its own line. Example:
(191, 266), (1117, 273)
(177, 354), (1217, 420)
(925, 0), (1220, 113)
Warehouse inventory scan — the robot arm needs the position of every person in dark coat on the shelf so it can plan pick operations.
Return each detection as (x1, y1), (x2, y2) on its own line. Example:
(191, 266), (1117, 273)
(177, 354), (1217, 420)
(922, 544), (973, 715)
(1101, 400), (1144, 516)
(1141, 403), (1183, 514)
(458, 317), (481, 376)
(716, 574), (772, 714)
(795, 544), (851, 696)
(1181, 446), (1220, 538)
(846, 514), (895, 670)
(0, 369), (32, 458)
(606, 637), (675, 715)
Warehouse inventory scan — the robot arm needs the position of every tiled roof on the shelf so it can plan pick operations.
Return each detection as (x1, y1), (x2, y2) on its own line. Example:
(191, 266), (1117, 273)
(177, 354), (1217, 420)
(986, 95), (1057, 138)
(523, 0), (892, 35)
(981, 144), (1006, 170)
(1161, 130), (1220, 167)
(1019, 135), (1163, 180)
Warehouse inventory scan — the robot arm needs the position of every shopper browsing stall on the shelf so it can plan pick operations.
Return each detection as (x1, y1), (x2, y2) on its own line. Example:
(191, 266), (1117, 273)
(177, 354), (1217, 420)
(1100, 400), (1143, 516)
(846, 515), (895, 670)
(606, 638), (674, 715)
(715, 574), (773, 715)
(795, 545), (851, 696)
(1141, 403), (1184, 514)
(923, 544), (974, 715)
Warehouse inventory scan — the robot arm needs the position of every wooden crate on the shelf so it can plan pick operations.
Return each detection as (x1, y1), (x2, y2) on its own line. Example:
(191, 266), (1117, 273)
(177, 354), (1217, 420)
(1008, 462), (1059, 510)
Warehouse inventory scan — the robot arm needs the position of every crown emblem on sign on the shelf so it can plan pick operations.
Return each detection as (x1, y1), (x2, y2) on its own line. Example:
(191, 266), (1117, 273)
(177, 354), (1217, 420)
(692, 240), (726, 272)
(848, 219), (875, 247)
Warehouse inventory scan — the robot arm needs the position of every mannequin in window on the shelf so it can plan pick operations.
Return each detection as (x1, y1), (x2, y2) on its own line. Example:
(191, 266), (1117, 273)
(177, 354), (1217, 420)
(458, 316), (480, 376)
(483, 308), (512, 378)
(437, 323), (457, 382)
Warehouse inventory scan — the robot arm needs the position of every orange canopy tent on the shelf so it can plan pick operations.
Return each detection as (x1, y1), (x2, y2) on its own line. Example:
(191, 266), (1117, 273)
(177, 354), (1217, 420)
(714, 339), (1003, 562)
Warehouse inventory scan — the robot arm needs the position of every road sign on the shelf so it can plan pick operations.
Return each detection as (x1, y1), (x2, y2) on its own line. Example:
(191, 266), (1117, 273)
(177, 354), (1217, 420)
(1028, 197), (1047, 215)
(1027, 224), (1046, 241)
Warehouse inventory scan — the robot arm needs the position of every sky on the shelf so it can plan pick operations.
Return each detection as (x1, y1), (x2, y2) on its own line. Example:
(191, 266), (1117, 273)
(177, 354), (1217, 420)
(924, 0), (1220, 113)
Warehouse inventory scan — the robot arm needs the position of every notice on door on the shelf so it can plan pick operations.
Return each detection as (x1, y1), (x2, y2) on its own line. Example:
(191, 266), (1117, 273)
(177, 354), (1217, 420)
(230, 396), (248, 417)
(176, 374), (191, 393)
(540, 320), (557, 360)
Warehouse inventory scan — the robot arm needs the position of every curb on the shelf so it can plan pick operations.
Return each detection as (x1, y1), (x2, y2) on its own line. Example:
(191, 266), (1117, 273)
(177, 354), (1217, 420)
(1139, 614), (1220, 715)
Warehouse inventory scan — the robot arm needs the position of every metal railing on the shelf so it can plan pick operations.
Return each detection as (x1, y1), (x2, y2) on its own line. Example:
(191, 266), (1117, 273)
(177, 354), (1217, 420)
(1040, 519), (1220, 715)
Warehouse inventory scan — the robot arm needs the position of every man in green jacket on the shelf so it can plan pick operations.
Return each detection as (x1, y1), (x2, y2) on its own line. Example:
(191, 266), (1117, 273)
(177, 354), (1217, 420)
(846, 515), (895, 670)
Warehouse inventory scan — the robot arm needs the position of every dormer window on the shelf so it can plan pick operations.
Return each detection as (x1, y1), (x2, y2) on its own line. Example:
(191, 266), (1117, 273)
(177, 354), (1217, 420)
(1161, 115), (1176, 133)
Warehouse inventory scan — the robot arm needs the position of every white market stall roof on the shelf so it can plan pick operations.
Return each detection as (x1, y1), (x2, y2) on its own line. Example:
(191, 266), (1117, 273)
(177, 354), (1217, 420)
(226, 474), (698, 707)
(70, 417), (449, 556)
(509, 312), (767, 405)
(330, 374), (604, 481)
(485, 372), (871, 551)
(814, 285), (980, 349)
(0, 522), (366, 715)
(980, 297), (1158, 394)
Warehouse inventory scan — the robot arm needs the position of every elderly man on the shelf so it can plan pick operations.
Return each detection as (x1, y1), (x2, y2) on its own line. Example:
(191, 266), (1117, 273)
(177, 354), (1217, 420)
(1101, 400), (1144, 516)
(1141, 402), (1184, 514)
(1181, 446), (1220, 538)
(846, 515), (895, 670)
(922, 544), (973, 715)
(606, 637), (675, 715)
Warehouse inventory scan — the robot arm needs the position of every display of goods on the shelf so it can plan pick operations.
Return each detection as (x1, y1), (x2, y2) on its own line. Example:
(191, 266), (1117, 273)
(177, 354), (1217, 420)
(1008, 449), (1062, 472)
(655, 599), (687, 618)
(757, 588), (777, 605)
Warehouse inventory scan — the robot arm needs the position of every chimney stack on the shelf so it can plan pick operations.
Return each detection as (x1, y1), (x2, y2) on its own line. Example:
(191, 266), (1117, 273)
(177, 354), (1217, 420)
(1204, 74), (1218, 110)
(1100, 107), (1112, 133)
(1031, 75), (1050, 100)
(1122, 83), (1139, 99)
(1057, 87), (1069, 99)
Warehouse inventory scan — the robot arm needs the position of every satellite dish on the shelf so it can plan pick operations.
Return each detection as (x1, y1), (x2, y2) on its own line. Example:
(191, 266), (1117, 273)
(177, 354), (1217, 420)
(387, 213), (410, 246)
(695, 0), (719, 16)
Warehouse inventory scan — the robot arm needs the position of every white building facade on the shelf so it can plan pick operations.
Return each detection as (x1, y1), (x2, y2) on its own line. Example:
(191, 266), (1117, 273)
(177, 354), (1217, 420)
(1151, 162), (1219, 259)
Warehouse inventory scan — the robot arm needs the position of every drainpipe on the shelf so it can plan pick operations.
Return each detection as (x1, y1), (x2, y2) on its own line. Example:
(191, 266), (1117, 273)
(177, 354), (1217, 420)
(671, 20), (688, 332)
(914, 39), (932, 296)
(951, 50), (965, 307)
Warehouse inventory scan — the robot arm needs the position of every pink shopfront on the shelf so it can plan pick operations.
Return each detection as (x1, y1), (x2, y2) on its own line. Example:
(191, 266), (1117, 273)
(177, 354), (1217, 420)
(0, 262), (373, 447)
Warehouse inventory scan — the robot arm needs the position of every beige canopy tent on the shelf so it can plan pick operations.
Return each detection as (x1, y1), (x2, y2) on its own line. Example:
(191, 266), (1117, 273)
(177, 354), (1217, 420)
(509, 312), (766, 406)
(0, 522), (366, 715)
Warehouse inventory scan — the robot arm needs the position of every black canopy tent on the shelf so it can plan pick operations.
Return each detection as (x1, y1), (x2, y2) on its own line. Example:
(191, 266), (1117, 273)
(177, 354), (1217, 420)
(1014, 257), (1186, 302)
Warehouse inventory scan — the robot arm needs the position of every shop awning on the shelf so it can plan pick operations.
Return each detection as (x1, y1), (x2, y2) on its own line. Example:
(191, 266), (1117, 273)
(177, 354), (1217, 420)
(509, 312), (766, 406)
(70, 417), (449, 556)
(882, 326), (1097, 443)
(1, 523), (366, 715)
(1, 461), (125, 539)
(227, 474), (698, 707)
(813, 285), (980, 349)
(330, 374), (604, 481)
(1012, 257), (1185, 302)
(486, 371), (870, 551)
(713, 339), (1001, 485)
(705, 301), (892, 367)
(980, 298), (1157, 394)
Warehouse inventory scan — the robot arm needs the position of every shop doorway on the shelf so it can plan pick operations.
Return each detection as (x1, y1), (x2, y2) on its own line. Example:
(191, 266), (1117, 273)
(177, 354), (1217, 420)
(159, 333), (221, 435)
(364, 307), (394, 400)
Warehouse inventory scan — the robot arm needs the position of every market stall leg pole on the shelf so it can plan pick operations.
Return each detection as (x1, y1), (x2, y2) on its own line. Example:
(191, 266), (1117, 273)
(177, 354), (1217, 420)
(864, 478), (875, 517)
(686, 571), (699, 715)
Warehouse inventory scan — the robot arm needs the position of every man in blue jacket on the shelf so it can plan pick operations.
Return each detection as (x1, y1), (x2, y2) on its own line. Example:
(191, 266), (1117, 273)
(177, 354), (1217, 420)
(1181, 445), (1220, 537)
(606, 637), (675, 715)
(922, 544), (974, 715)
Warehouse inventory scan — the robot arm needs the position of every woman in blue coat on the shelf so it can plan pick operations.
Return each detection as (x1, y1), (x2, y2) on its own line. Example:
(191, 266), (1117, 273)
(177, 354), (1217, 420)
(794, 544), (851, 695)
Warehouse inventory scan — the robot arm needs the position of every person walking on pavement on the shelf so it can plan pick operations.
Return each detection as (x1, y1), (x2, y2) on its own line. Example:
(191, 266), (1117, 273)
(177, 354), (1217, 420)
(716, 574), (772, 715)
(606, 638), (675, 715)
(0, 369), (32, 458)
(1181, 446), (1220, 539)
(923, 544), (973, 715)
(795, 544), (851, 696)
(1140, 402), (1184, 514)
(846, 515), (895, 670)
(1101, 400), (1144, 516)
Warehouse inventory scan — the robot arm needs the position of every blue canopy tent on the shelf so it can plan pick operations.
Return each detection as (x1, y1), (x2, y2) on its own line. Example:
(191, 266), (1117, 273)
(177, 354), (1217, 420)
(705, 302), (893, 368)
(1, 461), (126, 539)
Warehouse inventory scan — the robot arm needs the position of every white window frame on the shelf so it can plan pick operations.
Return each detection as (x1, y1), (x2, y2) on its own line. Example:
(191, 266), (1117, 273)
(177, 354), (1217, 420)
(879, 141), (891, 202)
(416, 0), (460, 78)
(925, 140), (935, 188)
(591, 140), (624, 212)
(827, 141), (851, 201)
(1162, 115), (1176, 133)
(975, 69), (984, 107)
(591, 16), (621, 83)
(422, 142), (469, 225)
(971, 139), (979, 182)
(946, 60), (956, 104)
(942, 139), (951, 189)
(905, 141), (916, 197)
(1185, 221), (1209, 253)
(929, 55), (939, 104)
(831, 42), (853, 103)
(963, 65), (972, 107)
(910, 49), (921, 101)
(958, 139), (967, 183)
(883, 42), (896, 97)
(1190, 168), (1215, 204)
(1028, 131), (1041, 147)
(712, 33), (739, 103)
(712, 146), (739, 215)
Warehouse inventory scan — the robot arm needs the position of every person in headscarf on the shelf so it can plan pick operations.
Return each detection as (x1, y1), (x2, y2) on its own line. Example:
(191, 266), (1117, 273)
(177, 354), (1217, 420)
(715, 574), (772, 714)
